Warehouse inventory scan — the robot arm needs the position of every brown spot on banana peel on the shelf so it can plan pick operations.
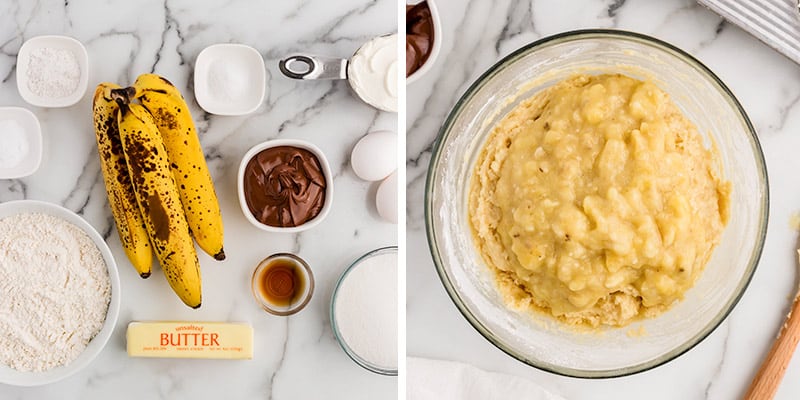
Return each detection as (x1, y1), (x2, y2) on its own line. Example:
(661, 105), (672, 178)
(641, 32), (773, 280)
(144, 103), (179, 130)
(159, 76), (174, 86)
(140, 89), (169, 98)
(148, 192), (171, 242)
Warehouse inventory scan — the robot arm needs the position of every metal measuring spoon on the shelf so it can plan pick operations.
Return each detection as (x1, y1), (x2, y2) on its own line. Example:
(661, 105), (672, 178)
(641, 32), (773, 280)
(279, 34), (398, 113)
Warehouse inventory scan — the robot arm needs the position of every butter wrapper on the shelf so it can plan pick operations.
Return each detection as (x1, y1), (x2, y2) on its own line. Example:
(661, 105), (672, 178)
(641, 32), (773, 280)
(127, 321), (253, 359)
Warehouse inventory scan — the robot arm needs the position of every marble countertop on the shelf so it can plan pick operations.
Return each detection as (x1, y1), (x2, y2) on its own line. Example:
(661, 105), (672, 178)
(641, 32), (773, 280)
(407, 0), (800, 399)
(0, 0), (397, 399)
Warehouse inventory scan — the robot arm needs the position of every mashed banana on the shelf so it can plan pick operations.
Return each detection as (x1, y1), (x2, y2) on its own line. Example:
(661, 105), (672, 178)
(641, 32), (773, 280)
(469, 74), (730, 327)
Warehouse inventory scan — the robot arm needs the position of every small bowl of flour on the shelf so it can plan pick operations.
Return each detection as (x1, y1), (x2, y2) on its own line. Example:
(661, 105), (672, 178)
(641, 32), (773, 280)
(16, 35), (89, 108)
(0, 200), (120, 386)
(331, 246), (398, 375)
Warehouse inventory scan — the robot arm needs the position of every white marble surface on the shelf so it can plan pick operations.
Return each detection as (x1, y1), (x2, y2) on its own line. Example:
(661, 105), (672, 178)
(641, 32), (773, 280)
(407, 0), (800, 399)
(0, 0), (397, 399)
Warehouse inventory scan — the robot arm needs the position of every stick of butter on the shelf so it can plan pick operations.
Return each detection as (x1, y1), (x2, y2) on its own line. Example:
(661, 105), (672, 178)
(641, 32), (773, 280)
(127, 322), (253, 359)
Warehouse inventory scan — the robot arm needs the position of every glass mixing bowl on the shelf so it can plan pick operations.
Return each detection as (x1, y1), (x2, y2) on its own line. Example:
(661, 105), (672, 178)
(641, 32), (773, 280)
(425, 29), (768, 378)
(331, 246), (399, 376)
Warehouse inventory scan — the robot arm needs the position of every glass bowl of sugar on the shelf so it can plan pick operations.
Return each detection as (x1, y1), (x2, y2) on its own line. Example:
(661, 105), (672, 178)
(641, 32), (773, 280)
(331, 246), (398, 375)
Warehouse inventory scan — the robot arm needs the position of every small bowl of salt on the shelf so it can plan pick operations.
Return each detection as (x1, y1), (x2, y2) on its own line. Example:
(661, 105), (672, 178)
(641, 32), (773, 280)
(0, 107), (42, 179)
(194, 44), (266, 116)
(16, 35), (89, 108)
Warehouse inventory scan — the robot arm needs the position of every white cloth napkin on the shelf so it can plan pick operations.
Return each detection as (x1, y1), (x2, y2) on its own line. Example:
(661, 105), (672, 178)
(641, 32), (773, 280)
(698, 0), (800, 65)
(407, 357), (566, 400)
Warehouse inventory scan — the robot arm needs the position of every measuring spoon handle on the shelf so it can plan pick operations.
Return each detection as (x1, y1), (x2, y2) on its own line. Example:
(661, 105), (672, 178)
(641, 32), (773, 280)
(279, 55), (347, 80)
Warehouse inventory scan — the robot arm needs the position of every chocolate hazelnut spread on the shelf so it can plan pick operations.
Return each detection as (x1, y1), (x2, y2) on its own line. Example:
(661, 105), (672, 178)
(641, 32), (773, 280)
(243, 146), (327, 227)
(407, 1), (434, 76)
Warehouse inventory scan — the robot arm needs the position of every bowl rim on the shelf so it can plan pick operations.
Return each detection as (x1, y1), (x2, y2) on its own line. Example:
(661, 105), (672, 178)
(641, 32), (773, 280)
(406, 0), (442, 85)
(237, 138), (334, 233)
(423, 28), (769, 379)
(193, 43), (266, 116)
(16, 35), (89, 108)
(0, 199), (120, 386)
(330, 246), (399, 376)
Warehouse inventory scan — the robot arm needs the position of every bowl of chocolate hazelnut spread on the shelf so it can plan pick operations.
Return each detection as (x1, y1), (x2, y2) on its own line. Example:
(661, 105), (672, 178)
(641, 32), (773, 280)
(238, 139), (333, 233)
(407, 0), (441, 84)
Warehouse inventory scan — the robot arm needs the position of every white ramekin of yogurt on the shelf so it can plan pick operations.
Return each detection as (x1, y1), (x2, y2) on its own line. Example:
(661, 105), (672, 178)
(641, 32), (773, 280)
(278, 34), (397, 113)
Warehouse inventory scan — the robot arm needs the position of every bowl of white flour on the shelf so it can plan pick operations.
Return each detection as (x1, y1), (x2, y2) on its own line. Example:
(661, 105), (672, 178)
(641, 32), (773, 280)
(0, 200), (120, 386)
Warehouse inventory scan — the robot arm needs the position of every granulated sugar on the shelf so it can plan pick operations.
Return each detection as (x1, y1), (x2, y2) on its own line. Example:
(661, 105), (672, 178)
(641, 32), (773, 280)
(207, 58), (248, 102)
(334, 250), (397, 369)
(0, 212), (110, 372)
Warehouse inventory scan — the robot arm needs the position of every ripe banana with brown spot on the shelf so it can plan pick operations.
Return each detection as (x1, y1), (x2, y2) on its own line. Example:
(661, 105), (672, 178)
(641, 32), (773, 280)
(92, 82), (152, 278)
(115, 74), (225, 261)
(116, 102), (202, 309)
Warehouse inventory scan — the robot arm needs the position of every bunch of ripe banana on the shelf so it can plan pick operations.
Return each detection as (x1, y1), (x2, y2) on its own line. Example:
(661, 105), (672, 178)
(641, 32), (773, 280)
(92, 74), (224, 309)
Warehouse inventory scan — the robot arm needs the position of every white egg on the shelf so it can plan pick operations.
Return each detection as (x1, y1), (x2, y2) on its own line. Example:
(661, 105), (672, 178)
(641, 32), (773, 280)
(350, 130), (397, 181)
(376, 170), (398, 224)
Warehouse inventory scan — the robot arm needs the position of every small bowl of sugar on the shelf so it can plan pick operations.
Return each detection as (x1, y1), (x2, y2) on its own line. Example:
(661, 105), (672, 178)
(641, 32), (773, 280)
(331, 246), (398, 375)
(16, 35), (89, 108)
(0, 107), (42, 179)
(194, 44), (266, 116)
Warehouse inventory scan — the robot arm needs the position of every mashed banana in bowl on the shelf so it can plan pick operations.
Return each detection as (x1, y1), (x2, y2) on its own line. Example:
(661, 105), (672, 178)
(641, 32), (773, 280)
(469, 73), (731, 328)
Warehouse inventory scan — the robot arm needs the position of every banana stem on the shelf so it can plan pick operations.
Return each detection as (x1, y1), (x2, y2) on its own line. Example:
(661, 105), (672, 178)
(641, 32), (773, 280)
(110, 87), (136, 105)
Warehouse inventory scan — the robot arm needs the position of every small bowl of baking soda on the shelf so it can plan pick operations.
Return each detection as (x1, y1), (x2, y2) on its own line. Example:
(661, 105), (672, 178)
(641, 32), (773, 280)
(0, 107), (42, 179)
(16, 35), (89, 108)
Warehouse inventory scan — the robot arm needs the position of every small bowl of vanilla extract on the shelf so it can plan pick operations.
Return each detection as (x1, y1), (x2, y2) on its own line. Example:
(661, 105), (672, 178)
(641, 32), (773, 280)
(251, 253), (314, 316)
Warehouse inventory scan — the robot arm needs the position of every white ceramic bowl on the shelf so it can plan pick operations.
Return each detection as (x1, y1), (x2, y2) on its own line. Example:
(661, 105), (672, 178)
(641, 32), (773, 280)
(194, 44), (266, 116)
(0, 107), (42, 179)
(406, 0), (442, 85)
(426, 30), (768, 378)
(16, 35), (89, 108)
(0, 200), (120, 386)
(237, 139), (333, 233)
